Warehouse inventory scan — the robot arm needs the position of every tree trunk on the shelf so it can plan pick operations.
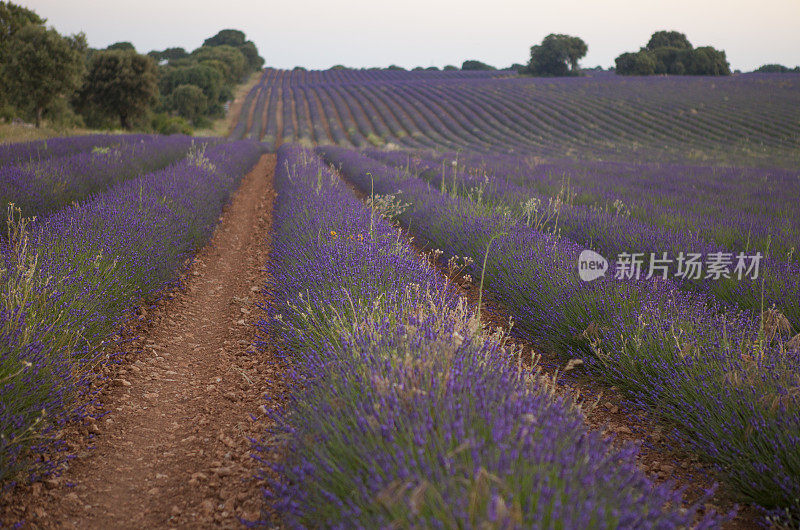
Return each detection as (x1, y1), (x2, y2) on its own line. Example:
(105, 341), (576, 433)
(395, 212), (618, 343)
(35, 106), (42, 128)
(120, 113), (129, 130)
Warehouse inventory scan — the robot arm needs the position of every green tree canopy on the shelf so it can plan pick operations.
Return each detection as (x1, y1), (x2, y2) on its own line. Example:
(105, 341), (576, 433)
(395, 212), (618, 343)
(646, 31), (692, 51)
(80, 50), (158, 129)
(614, 51), (656, 75)
(159, 64), (224, 112)
(755, 64), (800, 73)
(616, 31), (729, 76)
(4, 24), (86, 127)
(202, 29), (263, 71)
(0, 1), (43, 44)
(528, 34), (587, 76)
(170, 84), (207, 123)
(107, 41), (135, 52)
(203, 29), (246, 48)
(193, 45), (248, 83)
(0, 1), (45, 109)
(462, 60), (496, 71)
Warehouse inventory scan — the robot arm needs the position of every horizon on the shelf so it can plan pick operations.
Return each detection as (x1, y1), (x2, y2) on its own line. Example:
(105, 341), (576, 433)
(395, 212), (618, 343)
(17, 0), (800, 71)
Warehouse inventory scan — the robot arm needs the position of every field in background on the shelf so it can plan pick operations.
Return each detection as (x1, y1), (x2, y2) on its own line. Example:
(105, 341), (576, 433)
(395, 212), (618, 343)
(231, 68), (800, 167)
(229, 69), (800, 523)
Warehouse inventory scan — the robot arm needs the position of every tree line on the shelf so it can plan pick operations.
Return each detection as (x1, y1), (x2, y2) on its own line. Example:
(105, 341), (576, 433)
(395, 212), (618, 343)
(0, 2), (263, 132)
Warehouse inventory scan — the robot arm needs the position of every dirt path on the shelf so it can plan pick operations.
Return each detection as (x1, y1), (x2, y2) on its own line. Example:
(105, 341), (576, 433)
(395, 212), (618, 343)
(6, 155), (280, 528)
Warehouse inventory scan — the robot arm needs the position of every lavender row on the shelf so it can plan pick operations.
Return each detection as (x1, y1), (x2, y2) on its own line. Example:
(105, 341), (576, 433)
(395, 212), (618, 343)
(253, 144), (715, 528)
(0, 134), (142, 167)
(1, 135), (199, 221)
(364, 148), (800, 328)
(232, 69), (800, 166)
(319, 146), (800, 521)
(1, 140), (263, 484)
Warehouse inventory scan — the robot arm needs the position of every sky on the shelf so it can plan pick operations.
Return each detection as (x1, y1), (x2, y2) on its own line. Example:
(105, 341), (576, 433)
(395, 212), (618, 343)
(19, 0), (800, 72)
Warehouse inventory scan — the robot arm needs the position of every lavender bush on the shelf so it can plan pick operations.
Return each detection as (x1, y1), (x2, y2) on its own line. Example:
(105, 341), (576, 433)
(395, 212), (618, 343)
(0, 139), (263, 484)
(254, 144), (717, 528)
(319, 146), (800, 520)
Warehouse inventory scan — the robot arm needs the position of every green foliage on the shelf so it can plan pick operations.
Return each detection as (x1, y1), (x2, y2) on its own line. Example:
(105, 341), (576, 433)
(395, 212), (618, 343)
(202, 29), (264, 71)
(170, 84), (207, 123)
(527, 34), (587, 76)
(330, 64), (350, 70)
(3, 25), (86, 127)
(755, 64), (800, 73)
(461, 60), (496, 71)
(79, 50), (158, 129)
(387, 64), (406, 70)
(106, 41), (135, 52)
(0, 1), (45, 111)
(203, 28), (246, 48)
(237, 40), (264, 71)
(161, 47), (188, 62)
(159, 64), (224, 114)
(646, 30), (692, 51)
(614, 51), (656, 75)
(443, 65), (458, 71)
(686, 46), (730, 75)
(617, 31), (729, 76)
(193, 45), (248, 83)
(151, 112), (192, 135)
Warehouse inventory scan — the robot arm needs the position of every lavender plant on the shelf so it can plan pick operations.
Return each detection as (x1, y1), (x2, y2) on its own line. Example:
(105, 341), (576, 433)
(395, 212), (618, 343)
(0, 140), (263, 484)
(319, 146), (800, 521)
(254, 145), (718, 528)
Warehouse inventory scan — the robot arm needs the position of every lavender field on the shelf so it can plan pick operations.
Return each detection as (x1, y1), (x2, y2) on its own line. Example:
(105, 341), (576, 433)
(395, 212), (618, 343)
(244, 70), (800, 526)
(2, 67), (799, 528)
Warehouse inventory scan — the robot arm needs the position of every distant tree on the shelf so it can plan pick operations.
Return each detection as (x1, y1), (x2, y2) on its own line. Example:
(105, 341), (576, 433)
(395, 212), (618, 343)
(159, 64), (225, 114)
(330, 64), (349, 70)
(443, 65), (458, 71)
(686, 46), (730, 75)
(412, 66), (425, 71)
(462, 60), (495, 71)
(528, 34), (587, 76)
(616, 32), (729, 76)
(292, 65), (307, 71)
(425, 66), (439, 71)
(0, 1), (43, 45)
(646, 31), (692, 51)
(4, 25), (86, 127)
(107, 41), (135, 52)
(202, 29), (263, 71)
(193, 45), (247, 83)
(387, 64), (405, 70)
(237, 41), (264, 71)
(79, 50), (158, 129)
(203, 29), (246, 48)
(170, 84), (207, 123)
(615, 51), (656, 75)
(0, 1), (45, 111)
(754, 64), (795, 73)
(506, 63), (526, 72)
(159, 47), (188, 62)
(652, 47), (692, 74)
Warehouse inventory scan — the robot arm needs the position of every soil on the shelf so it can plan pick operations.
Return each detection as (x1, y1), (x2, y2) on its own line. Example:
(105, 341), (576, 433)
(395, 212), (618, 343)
(1, 154), (282, 528)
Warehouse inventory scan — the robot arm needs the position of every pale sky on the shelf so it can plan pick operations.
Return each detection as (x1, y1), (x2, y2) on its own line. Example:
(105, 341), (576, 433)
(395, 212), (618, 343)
(19, 0), (800, 71)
